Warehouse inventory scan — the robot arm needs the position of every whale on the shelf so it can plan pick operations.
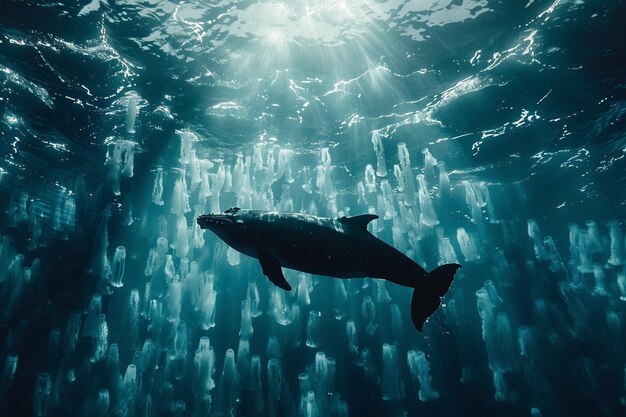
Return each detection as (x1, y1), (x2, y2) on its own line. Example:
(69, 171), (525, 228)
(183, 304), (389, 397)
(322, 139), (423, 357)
(197, 207), (461, 331)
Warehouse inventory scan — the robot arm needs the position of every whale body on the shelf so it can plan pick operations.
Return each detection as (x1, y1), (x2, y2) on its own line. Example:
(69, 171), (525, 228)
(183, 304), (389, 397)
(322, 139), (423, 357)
(197, 207), (461, 331)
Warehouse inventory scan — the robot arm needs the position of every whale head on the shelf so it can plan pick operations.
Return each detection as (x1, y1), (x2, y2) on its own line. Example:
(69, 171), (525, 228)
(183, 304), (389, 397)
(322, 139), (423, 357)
(197, 207), (243, 232)
(196, 207), (251, 249)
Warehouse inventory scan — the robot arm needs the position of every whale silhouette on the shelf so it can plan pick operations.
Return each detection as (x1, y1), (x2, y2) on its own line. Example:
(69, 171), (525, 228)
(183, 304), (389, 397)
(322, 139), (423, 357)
(197, 207), (461, 331)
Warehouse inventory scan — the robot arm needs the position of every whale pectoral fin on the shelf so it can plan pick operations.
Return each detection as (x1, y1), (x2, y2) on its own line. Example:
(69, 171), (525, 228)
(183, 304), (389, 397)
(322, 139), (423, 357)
(258, 249), (292, 291)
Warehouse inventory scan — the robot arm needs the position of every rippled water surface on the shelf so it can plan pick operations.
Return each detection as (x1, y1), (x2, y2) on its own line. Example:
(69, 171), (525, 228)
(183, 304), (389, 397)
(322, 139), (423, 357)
(1, 1), (626, 417)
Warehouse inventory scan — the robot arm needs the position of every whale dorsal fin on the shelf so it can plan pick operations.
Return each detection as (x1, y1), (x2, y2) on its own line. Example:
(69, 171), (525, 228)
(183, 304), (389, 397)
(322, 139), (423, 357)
(339, 214), (379, 231)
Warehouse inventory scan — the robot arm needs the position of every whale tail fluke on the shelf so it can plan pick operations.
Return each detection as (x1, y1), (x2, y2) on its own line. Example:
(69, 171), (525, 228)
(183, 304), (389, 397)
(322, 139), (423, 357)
(410, 263), (462, 332)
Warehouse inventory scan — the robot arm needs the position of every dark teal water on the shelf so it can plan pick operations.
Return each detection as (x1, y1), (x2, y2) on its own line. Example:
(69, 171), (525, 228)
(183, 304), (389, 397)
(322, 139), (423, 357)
(1, 1), (625, 417)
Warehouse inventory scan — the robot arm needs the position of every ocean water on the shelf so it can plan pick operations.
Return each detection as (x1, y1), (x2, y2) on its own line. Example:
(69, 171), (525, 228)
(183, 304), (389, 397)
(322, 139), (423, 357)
(1, 0), (625, 416)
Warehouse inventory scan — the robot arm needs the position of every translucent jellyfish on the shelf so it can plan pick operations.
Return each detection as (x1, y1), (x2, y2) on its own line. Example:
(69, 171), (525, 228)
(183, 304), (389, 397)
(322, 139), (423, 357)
(456, 227), (479, 262)
(517, 326), (535, 359)
(96, 388), (110, 417)
(167, 279), (182, 322)
(543, 236), (564, 272)
(568, 223), (580, 268)
(300, 391), (318, 417)
(91, 209), (112, 293)
(169, 322), (188, 381)
(301, 166), (313, 194)
(364, 164), (377, 193)
(178, 130), (195, 165)
(110, 246), (126, 288)
(606, 220), (624, 266)
(360, 348), (378, 382)
(84, 293), (103, 338)
(0, 355), (18, 406)
(390, 303), (404, 344)
(374, 279), (392, 304)
(397, 142), (416, 206)
(381, 344), (402, 401)
(361, 296), (378, 335)
(64, 311), (81, 353)
(125, 93), (138, 134)
(618, 272), (626, 301)
(393, 164), (404, 192)
(313, 351), (330, 407)
(237, 337), (253, 391)
(463, 181), (483, 224)
(306, 311), (322, 348)
(392, 219), (408, 252)
(216, 167), (230, 196)
(268, 286), (291, 326)
(194, 336), (216, 395)
(297, 273), (312, 307)
(275, 148), (294, 183)
(408, 350), (439, 401)
(371, 130), (388, 177)
(267, 358), (283, 407)
(215, 349), (239, 417)
(232, 154), (244, 192)
(127, 289), (140, 350)
(171, 172), (191, 216)
(298, 372), (311, 399)
(586, 220), (604, 253)
(592, 263), (607, 296)
(33, 373), (51, 417)
(492, 370), (509, 402)
(289, 304), (302, 349)
(278, 184), (294, 212)
(152, 166), (165, 206)
(246, 280), (262, 317)
(164, 254), (176, 282)
(240, 299), (254, 337)
(494, 312), (517, 372)
(368, 206), (380, 236)
(437, 161), (450, 198)
(265, 149), (276, 186)
(199, 285), (217, 330)
(227, 246), (240, 266)
(328, 356), (337, 393)
(199, 160), (213, 199)
(316, 148), (337, 203)
(266, 335), (282, 360)
(333, 280), (347, 320)
(527, 219), (549, 261)
(577, 230), (594, 273)
(436, 227), (458, 265)
(173, 401), (185, 417)
(106, 142), (123, 195)
(0, 254), (24, 319)
(121, 143), (135, 179)
(380, 180), (397, 220)
(191, 205), (206, 249)
(476, 288), (496, 342)
(417, 174), (438, 226)
(210, 163), (226, 214)
(91, 314), (108, 362)
(346, 320), (358, 353)
(251, 355), (264, 412)
(484, 280), (503, 308)
(122, 364), (138, 413)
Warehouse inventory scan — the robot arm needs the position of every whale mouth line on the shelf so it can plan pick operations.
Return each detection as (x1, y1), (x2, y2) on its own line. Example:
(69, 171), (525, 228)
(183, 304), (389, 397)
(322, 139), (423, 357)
(197, 214), (233, 228)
